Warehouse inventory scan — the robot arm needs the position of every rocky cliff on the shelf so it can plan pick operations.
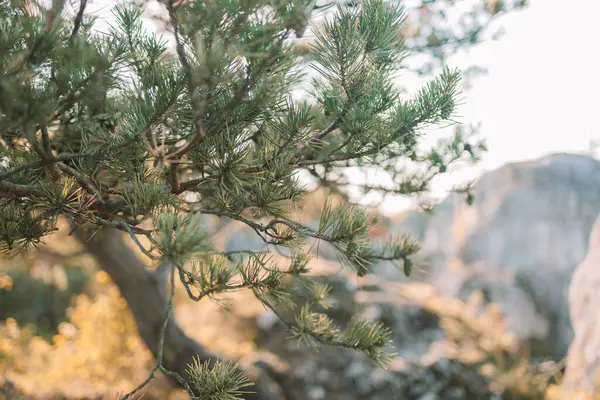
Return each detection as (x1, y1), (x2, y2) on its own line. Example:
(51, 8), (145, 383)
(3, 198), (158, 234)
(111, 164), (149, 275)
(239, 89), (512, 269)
(563, 212), (600, 397)
(387, 152), (600, 359)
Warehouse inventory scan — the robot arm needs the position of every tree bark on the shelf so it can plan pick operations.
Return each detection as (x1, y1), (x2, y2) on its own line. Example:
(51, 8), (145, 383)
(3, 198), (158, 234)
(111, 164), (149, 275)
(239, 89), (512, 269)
(75, 226), (282, 400)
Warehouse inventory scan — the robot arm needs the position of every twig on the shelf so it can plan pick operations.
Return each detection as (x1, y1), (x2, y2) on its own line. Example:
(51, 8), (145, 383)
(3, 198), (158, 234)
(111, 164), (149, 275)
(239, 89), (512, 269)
(298, 115), (343, 153)
(56, 162), (106, 205)
(0, 134), (9, 150)
(45, 0), (66, 31)
(176, 264), (268, 303)
(121, 264), (196, 400)
(176, 150), (379, 193)
(40, 121), (52, 154)
(178, 268), (202, 301)
(169, 162), (180, 193)
(96, 217), (159, 260)
(165, 0), (207, 160)
(197, 208), (332, 245)
(0, 180), (43, 197)
(36, 121), (64, 179)
(0, 153), (89, 180)
(70, 0), (87, 37)
(258, 294), (384, 355)
(52, 62), (109, 120)
(4, 0), (66, 75)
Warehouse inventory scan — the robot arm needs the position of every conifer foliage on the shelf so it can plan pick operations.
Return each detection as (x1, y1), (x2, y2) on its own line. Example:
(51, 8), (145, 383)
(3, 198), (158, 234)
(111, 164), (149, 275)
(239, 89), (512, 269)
(0, 0), (499, 397)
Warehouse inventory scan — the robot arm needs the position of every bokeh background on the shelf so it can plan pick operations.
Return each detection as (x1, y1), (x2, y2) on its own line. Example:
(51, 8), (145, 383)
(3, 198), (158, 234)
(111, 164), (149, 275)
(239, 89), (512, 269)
(3, 1), (600, 399)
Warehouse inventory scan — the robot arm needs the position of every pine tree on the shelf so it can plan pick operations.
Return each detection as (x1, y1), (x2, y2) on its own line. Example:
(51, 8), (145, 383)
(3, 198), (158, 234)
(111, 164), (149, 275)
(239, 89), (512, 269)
(0, 0), (526, 398)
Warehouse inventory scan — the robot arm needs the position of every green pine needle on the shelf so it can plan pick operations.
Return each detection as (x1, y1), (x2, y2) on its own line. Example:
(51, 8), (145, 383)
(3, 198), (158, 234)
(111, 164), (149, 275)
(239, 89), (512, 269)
(186, 358), (255, 400)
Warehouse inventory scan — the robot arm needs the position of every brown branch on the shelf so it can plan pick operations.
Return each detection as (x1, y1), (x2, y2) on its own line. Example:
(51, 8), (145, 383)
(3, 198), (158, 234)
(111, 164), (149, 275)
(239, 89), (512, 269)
(312, 116), (342, 143)
(169, 162), (180, 193)
(53, 63), (109, 120)
(0, 180), (42, 197)
(0, 153), (88, 180)
(70, 0), (87, 37)
(40, 121), (52, 154)
(56, 162), (106, 205)
(164, 4), (291, 160)
(0, 134), (9, 150)
(197, 208), (332, 244)
(45, 0), (66, 31)
(94, 217), (158, 260)
(203, 29), (292, 137)
(177, 265), (273, 303)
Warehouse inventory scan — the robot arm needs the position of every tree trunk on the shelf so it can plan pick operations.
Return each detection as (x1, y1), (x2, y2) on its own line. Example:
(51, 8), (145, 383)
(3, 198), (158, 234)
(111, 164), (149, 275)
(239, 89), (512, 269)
(75, 226), (282, 400)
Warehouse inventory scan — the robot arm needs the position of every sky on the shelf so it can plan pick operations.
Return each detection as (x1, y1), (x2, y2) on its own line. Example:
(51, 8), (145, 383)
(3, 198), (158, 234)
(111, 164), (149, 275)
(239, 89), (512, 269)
(462, 0), (600, 171)
(83, 0), (600, 214)
(376, 0), (600, 213)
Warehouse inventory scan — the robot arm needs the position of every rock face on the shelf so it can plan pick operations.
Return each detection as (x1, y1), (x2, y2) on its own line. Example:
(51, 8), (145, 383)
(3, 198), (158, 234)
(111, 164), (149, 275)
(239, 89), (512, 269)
(564, 213), (600, 396)
(387, 153), (600, 359)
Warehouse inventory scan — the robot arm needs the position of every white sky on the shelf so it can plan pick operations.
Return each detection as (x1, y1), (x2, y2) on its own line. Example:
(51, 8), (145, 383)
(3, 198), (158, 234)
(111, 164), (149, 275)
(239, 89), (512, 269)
(377, 0), (600, 214)
(463, 0), (600, 171)
(85, 0), (600, 214)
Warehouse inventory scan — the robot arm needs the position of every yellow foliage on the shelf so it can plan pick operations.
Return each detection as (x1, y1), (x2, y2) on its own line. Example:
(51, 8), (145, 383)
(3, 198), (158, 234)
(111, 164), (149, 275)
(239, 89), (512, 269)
(0, 272), (153, 399)
(0, 273), (12, 291)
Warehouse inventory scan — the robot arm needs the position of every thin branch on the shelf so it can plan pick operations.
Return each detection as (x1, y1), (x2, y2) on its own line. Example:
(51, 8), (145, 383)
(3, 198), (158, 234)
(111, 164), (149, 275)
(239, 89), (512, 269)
(176, 264), (270, 303)
(165, 0), (207, 160)
(121, 264), (195, 400)
(202, 28), (292, 136)
(0, 180), (42, 197)
(28, 125), (53, 162)
(4, 0), (66, 75)
(56, 162), (106, 205)
(53, 61), (109, 120)
(45, 0), (66, 31)
(70, 0), (87, 37)
(0, 153), (89, 180)
(256, 295), (350, 350)
(34, 121), (64, 179)
(0, 134), (9, 150)
(197, 208), (333, 245)
(169, 162), (180, 193)
(176, 150), (380, 193)
(312, 116), (342, 143)
(95, 217), (159, 260)
(40, 121), (52, 155)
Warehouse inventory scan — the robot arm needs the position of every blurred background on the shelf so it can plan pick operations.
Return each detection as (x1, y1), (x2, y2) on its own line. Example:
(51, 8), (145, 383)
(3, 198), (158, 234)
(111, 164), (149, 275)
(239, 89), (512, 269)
(2, 0), (600, 399)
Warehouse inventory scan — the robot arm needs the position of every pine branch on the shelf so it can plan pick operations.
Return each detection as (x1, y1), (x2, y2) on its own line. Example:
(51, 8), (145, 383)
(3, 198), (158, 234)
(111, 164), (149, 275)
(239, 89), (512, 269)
(202, 28), (293, 136)
(0, 153), (89, 180)
(4, 0), (66, 75)
(56, 162), (106, 204)
(176, 260), (281, 303)
(164, 0), (207, 160)
(53, 62), (112, 120)
(0, 0), (499, 393)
